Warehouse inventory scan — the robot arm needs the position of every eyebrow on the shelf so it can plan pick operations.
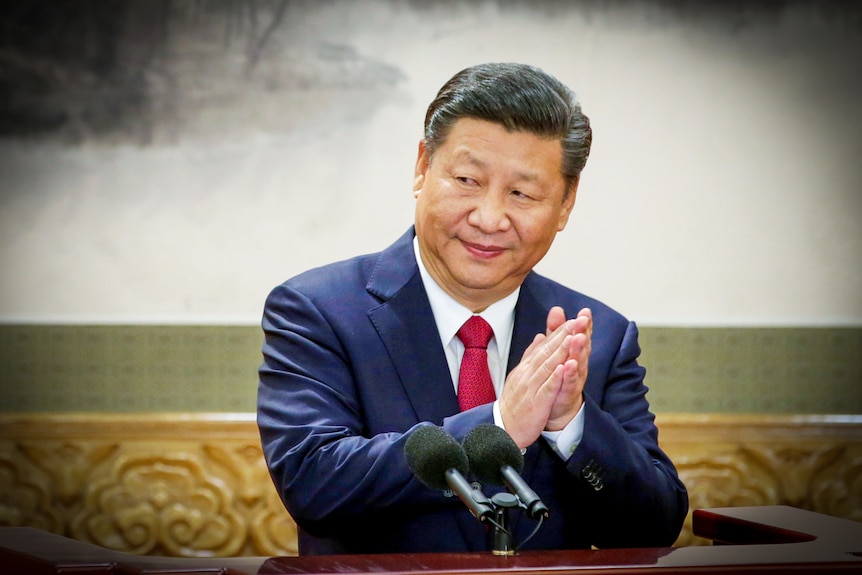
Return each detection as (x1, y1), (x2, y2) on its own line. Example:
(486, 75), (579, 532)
(452, 149), (541, 184)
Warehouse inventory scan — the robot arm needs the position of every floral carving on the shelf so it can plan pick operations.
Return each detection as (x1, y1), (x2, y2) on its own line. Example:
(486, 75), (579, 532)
(739, 444), (846, 508)
(71, 454), (246, 557)
(203, 442), (298, 555)
(0, 453), (62, 533)
(250, 479), (300, 556)
(673, 452), (780, 546)
(0, 414), (859, 556)
(18, 442), (118, 505)
(810, 447), (862, 522)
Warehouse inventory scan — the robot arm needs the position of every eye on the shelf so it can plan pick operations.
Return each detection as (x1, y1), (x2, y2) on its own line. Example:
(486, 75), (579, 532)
(456, 176), (479, 187)
(511, 189), (531, 200)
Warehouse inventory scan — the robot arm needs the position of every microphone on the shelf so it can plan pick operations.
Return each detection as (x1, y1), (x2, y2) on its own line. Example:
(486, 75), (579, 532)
(463, 424), (549, 521)
(404, 424), (495, 522)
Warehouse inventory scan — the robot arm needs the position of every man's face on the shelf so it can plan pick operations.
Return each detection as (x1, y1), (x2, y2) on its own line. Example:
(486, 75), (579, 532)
(413, 118), (576, 312)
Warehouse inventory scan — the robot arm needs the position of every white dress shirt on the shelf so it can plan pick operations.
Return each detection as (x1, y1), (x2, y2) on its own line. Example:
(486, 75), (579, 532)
(413, 238), (584, 459)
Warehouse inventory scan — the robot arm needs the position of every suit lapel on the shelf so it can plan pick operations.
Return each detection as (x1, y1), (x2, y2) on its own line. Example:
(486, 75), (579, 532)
(507, 273), (548, 373)
(366, 228), (460, 424)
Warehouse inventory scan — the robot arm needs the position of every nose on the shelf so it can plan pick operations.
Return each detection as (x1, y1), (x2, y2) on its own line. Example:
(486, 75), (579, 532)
(467, 191), (511, 233)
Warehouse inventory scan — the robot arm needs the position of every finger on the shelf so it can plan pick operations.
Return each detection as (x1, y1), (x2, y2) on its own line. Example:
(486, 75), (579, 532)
(539, 363), (566, 399)
(505, 333), (548, 390)
(546, 306), (567, 336)
(558, 358), (582, 395)
(538, 334), (573, 378)
(570, 331), (590, 354)
(546, 358), (585, 431)
(509, 330), (572, 402)
(572, 314), (590, 334)
(501, 340), (565, 446)
(522, 319), (574, 363)
(534, 322), (577, 370)
(575, 308), (593, 337)
(570, 333), (590, 379)
(520, 332), (547, 361)
(509, 322), (578, 401)
(548, 317), (577, 341)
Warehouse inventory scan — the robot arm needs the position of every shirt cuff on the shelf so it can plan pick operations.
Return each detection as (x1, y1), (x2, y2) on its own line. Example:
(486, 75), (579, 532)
(492, 400), (505, 429)
(541, 404), (585, 460)
(494, 401), (585, 459)
(492, 401), (527, 454)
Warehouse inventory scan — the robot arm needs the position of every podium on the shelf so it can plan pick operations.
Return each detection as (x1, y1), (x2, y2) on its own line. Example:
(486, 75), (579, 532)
(2, 506), (861, 574)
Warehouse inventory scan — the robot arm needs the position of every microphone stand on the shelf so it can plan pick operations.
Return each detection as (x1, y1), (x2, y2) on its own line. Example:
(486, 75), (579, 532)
(489, 492), (520, 556)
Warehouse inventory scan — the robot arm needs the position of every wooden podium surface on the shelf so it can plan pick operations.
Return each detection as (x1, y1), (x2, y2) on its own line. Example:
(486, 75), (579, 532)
(2, 506), (861, 574)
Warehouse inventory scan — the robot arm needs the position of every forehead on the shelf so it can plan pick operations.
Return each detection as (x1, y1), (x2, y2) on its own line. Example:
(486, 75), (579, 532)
(438, 118), (564, 183)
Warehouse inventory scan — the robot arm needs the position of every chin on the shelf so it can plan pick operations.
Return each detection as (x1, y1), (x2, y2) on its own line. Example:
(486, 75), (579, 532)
(455, 272), (511, 292)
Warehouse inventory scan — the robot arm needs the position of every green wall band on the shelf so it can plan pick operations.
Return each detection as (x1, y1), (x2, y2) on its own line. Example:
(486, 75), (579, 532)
(1, 325), (860, 414)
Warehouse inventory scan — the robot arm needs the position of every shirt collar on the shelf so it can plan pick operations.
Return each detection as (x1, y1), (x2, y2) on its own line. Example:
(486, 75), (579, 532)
(413, 237), (519, 357)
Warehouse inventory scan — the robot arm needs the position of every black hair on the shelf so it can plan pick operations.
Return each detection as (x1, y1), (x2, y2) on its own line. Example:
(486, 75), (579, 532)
(424, 62), (592, 192)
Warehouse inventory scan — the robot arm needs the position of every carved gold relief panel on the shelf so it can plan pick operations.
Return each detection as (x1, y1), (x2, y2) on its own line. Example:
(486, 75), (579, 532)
(0, 414), (859, 556)
(0, 414), (299, 557)
(659, 416), (862, 546)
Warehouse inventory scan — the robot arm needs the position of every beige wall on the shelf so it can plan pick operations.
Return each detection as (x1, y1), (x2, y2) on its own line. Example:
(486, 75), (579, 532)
(1, 1), (860, 326)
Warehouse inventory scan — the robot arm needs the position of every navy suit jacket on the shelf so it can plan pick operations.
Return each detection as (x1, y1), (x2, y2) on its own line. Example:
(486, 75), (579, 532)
(258, 227), (688, 555)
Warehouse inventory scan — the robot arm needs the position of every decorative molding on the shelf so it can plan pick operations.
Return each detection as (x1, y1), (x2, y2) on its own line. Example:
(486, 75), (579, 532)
(657, 414), (862, 545)
(0, 413), (860, 555)
(0, 413), (298, 557)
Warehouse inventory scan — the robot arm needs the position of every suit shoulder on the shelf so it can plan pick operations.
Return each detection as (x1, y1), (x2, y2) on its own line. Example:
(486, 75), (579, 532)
(266, 252), (379, 305)
(270, 228), (416, 299)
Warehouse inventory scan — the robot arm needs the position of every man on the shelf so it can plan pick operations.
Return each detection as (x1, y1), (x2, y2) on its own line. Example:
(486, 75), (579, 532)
(258, 62), (688, 555)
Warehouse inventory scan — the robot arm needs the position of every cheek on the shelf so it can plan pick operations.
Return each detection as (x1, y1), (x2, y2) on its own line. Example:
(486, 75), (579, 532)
(421, 192), (471, 227)
(512, 213), (559, 249)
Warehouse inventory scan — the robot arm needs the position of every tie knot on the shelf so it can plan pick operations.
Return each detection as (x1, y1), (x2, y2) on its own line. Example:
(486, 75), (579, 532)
(457, 316), (493, 349)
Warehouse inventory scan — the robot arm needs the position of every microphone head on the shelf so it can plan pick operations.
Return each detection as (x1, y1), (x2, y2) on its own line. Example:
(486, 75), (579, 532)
(404, 424), (470, 490)
(462, 424), (524, 485)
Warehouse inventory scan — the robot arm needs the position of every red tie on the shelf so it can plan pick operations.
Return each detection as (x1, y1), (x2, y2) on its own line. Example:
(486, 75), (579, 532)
(456, 316), (496, 411)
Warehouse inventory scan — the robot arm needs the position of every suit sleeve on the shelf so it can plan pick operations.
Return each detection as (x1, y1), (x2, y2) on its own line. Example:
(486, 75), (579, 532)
(565, 321), (688, 547)
(257, 282), (455, 536)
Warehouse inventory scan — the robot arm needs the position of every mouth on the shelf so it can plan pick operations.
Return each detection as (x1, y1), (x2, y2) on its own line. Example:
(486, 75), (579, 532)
(461, 239), (505, 259)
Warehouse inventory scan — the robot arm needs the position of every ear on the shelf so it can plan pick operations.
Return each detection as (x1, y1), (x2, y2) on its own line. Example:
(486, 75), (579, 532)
(413, 140), (429, 198)
(557, 178), (579, 231)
